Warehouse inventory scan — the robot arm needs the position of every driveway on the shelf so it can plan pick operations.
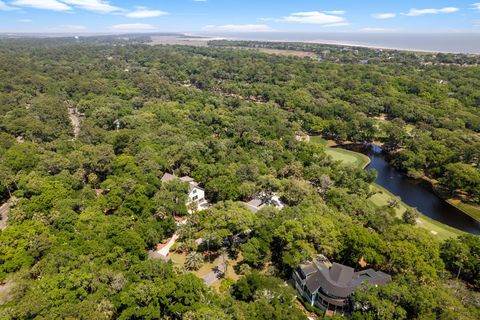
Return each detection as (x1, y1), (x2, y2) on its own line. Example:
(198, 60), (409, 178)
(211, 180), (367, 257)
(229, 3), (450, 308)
(202, 255), (226, 286)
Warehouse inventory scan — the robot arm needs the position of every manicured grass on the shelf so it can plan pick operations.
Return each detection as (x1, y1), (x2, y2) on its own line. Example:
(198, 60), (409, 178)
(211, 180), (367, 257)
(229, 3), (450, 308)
(309, 135), (327, 145)
(324, 147), (371, 169)
(369, 184), (464, 241)
(447, 199), (480, 222)
(308, 135), (463, 240)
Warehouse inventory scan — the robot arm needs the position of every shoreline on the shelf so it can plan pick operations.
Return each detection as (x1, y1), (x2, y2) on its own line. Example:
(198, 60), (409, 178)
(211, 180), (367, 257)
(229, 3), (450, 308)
(320, 146), (464, 238)
(303, 39), (454, 54)
(446, 199), (480, 222)
(198, 33), (480, 55)
(311, 136), (474, 237)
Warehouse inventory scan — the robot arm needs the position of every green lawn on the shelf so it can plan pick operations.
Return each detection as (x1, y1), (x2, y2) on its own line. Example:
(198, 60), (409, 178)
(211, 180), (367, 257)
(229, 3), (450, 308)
(447, 199), (480, 222)
(324, 147), (371, 169)
(309, 135), (327, 145)
(308, 136), (464, 240)
(369, 184), (464, 241)
(169, 252), (241, 286)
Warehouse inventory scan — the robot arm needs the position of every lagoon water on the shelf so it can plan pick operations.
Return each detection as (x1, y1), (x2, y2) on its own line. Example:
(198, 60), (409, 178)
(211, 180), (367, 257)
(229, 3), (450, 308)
(357, 145), (480, 234)
(200, 32), (480, 54)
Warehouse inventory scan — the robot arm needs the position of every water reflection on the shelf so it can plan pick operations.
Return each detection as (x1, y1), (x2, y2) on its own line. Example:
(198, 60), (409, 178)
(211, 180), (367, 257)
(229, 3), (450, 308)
(345, 144), (480, 235)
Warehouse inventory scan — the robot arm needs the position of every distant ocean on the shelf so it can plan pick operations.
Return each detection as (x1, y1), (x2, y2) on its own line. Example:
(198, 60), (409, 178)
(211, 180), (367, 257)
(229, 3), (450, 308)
(197, 32), (480, 54)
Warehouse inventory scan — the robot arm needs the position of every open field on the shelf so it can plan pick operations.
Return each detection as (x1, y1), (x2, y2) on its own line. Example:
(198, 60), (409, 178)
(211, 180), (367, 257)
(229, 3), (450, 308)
(255, 48), (317, 58)
(149, 36), (211, 47)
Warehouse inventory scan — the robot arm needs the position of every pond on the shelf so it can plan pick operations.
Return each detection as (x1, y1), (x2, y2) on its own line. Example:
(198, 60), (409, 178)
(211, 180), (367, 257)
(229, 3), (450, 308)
(345, 144), (480, 235)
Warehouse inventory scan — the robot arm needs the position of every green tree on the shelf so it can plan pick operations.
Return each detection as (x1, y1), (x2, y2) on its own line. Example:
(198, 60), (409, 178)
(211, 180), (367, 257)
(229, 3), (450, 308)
(402, 208), (419, 225)
(184, 252), (204, 271)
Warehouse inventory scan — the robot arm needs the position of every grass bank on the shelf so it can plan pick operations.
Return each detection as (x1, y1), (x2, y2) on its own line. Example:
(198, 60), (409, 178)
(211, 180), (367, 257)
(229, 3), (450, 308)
(370, 184), (463, 241)
(446, 199), (480, 222)
(421, 176), (480, 223)
(310, 136), (463, 240)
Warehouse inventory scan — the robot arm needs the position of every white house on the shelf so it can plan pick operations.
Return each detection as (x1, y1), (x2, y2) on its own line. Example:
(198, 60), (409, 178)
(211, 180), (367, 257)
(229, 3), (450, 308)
(161, 173), (209, 212)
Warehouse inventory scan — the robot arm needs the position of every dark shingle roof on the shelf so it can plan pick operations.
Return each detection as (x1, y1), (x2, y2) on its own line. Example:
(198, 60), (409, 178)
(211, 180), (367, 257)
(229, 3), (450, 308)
(329, 263), (354, 284)
(300, 261), (391, 298)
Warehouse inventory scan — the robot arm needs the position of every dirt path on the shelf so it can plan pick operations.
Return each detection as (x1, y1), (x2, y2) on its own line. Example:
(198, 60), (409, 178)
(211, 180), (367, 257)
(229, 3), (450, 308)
(68, 107), (82, 139)
(0, 279), (13, 305)
(0, 201), (9, 230)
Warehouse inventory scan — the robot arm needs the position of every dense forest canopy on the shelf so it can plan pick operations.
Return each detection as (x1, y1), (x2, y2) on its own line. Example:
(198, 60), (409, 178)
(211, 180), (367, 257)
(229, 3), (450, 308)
(0, 36), (479, 319)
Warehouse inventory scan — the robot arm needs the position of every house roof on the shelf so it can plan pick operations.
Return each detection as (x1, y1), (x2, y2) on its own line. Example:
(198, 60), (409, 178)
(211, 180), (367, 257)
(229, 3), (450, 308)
(161, 173), (204, 193)
(247, 198), (263, 208)
(241, 202), (262, 213)
(180, 176), (195, 183)
(330, 263), (354, 284)
(298, 260), (391, 298)
(161, 173), (177, 183)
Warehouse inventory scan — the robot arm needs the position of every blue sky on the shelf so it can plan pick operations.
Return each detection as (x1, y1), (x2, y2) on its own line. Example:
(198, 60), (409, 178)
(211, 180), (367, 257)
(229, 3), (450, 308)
(0, 0), (480, 33)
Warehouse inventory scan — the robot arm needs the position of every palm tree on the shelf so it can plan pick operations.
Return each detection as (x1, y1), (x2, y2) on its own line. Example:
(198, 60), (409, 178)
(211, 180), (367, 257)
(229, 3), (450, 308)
(220, 248), (230, 277)
(184, 252), (204, 271)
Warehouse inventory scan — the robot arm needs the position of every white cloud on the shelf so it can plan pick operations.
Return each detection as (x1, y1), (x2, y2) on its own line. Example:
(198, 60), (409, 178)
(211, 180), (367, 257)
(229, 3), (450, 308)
(403, 7), (459, 17)
(322, 22), (350, 28)
(202, 24), (274, 32)
(11, 0), (71, 11)
(62, 0), (123, 13)
(126, 9), (167, 18)
(11, 0), (124, 13)
(279, 11), (345, 25)
(110, 23), (156, 31)
(372, 13), (396, 19)
(472, 3), (480, 11)
(0, 0), (17, 10)
(324, 10), (345, 15)
(18, 18), (32, 22)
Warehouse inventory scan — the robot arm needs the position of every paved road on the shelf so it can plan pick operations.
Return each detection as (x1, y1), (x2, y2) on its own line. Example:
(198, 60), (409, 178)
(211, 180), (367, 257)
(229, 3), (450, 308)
(202, 255), (226, 286)
(0, 202), (9, 230)
(157, 233), (179, 257)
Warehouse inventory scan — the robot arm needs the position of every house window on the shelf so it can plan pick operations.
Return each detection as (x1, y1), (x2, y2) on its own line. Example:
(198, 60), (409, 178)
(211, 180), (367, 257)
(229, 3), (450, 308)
(192, 189), (197, 194)
(192, 195), (198, 201)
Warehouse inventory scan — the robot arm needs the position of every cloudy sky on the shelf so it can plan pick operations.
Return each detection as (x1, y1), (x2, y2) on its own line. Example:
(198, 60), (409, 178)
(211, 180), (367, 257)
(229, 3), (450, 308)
(0, 0), (479, 33)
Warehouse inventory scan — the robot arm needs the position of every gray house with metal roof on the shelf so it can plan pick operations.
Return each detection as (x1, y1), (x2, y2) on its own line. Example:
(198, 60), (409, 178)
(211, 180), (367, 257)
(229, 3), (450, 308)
(292, 256), (391, 316)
